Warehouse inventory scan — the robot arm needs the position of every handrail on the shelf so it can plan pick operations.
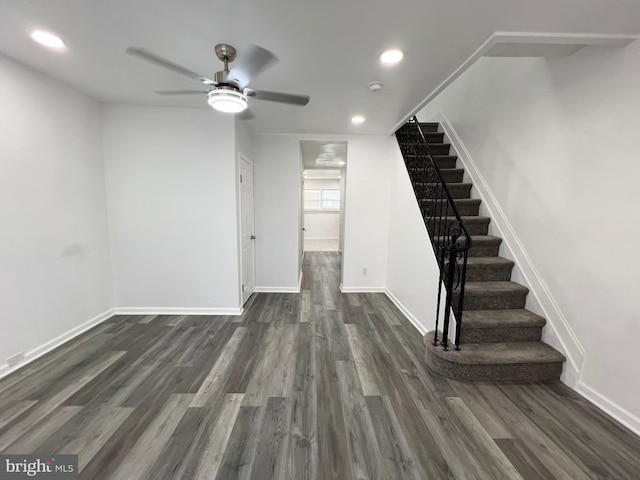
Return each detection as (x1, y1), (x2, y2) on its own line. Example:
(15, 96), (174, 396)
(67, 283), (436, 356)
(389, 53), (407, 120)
(411, 116), (473, 247)
(395, 116), (471, 350)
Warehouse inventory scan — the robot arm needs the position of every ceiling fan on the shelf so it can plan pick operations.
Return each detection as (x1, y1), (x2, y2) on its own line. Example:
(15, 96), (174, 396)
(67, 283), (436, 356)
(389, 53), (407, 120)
(126, 43), (310, 116)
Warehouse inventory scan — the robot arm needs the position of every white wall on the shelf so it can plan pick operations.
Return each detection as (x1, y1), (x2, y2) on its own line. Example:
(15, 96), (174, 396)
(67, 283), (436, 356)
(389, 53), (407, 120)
(0, 54), (112, 373)
(252, 134), (393, 291)
(418, 43), (640, 428)
(304, 213), (340, 240)
(252, 135), (302, 290)
(103, 105), (241, 312)
(385, 146), (442, 334)
(340, 136), (393, 290)
(235, 118), (254, 160)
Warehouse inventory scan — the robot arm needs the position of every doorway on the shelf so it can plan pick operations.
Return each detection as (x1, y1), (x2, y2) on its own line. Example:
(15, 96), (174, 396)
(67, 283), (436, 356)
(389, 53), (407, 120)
(300, 141), (347, 253)
(239, 153), (255, 305)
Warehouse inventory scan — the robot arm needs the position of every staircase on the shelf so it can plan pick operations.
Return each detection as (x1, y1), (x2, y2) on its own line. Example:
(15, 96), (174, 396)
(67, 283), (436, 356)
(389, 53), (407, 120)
(397, 120), (565, 382)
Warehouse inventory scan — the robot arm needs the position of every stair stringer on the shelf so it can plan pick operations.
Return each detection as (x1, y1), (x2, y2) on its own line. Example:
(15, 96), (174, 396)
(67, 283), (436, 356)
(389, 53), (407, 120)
(434, 111), (584, 386)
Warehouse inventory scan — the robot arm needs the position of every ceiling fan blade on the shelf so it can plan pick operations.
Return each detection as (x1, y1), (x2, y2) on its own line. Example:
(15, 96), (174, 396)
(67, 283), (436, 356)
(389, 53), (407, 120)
(237, 109), (256, 121)
(227, 44), (278, 88)
(155, 90), (209, 96)
(250, 90), (310, 106)
(126, 47), (215, 84)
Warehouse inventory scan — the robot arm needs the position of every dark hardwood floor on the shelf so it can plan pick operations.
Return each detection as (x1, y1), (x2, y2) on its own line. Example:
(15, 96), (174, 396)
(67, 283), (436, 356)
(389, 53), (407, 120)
(1, 251), (639, 479)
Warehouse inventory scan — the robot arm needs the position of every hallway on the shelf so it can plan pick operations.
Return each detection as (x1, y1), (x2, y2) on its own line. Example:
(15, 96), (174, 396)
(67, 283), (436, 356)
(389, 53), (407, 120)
(0, 252), (639, 479)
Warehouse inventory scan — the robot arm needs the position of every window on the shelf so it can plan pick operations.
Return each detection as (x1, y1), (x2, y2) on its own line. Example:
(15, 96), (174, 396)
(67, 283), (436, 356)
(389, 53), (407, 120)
(321, 190), (340, 210)
(304, 189), (320, 210)
(304, 188), (340, 211)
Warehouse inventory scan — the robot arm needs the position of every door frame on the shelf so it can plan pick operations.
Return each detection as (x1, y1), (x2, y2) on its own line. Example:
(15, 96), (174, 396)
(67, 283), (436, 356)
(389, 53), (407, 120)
(237, 152), (256, 306)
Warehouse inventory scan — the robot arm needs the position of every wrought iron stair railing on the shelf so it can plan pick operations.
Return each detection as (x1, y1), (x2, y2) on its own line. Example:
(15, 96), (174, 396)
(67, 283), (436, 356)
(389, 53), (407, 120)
(395, 116), (471, 350)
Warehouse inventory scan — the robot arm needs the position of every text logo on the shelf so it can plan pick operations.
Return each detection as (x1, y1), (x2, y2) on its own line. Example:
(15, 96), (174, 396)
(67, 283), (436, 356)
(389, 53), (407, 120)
(0, 455), (77, 479)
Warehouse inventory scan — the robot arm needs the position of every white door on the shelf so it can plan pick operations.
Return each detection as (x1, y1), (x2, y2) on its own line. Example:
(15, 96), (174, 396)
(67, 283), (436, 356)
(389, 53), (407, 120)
(239, 155), (255, 305)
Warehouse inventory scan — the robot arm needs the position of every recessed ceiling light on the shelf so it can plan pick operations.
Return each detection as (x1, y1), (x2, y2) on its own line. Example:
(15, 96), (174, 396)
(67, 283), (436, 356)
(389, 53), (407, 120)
(380, 49), (404, 65)
(30, 30), (66, 50)
(351, 115), (366, 124)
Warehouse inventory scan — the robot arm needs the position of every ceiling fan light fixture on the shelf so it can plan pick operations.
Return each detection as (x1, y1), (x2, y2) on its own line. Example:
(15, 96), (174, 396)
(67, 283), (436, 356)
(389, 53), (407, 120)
(207, 89), (248, 113)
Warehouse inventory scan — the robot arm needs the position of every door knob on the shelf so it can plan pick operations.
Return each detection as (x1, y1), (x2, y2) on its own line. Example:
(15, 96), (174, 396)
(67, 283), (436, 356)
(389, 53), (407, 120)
(250, 235), (256, 240)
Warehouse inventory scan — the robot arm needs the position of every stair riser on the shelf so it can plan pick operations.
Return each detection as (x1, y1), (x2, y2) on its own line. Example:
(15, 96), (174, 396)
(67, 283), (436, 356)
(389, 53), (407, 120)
(405, 158), (458, 170)
(425, 348), (563, 382)
(427, 220), (489, 236)
(461, 223), (488, 236)
(440, 170), (464, 183)
(424, 133), (444, 143)
(407, 168), (463, 184)
(418, 123), (439, 133)
(462, 264), (513, 282)
(457, 293), (526, 310)
(422, 203), (480, 216)
(454, 204), (480, 216)
(468, 244), (500, 257)
(460, 327), (543, 343)
(415, 184), (472, 199)
(427, 144), (451, 155)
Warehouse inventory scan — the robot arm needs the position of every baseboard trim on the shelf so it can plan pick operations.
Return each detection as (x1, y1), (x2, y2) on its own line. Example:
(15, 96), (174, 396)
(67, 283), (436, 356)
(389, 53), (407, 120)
(384, 289), (427, 336)
(113, 307), (243, 316)
(339, 285), (386, 293)
(576, 381), (640, 437)
(254, 286), (300, 293)
(304, 237), (339, 241)
(0, 308), (116, 380)
(438, 111), (584, 381)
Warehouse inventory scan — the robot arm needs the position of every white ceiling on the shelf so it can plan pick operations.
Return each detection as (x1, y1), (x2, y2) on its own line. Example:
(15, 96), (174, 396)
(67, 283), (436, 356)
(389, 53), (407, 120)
(1, 0), (639, 135)
(301, 141), (347, 170)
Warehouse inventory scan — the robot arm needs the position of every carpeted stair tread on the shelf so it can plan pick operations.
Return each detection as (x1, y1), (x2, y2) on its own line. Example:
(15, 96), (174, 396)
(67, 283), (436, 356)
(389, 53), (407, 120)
(424, 332), (565, 365)
(404, 155), (457, 168)
(433, 235), (501, 257)
(463, 309), (546, 329)
(465, 257), (514, 268)
(414, 183), (472, 200)
(420, 143), (451, 155)
(422, 198), (480, 207)
(464, 281), (528, 297)
(421, 198), (481, 216)
(417, 122), (439, 132)
(428, 215), (489, 224)
(435, 235), (501, 247)
(458, 257), (514, 281)
(438, 168), (465, 183)
(427, 215), (490, 236)
(424, 132), (445, 142)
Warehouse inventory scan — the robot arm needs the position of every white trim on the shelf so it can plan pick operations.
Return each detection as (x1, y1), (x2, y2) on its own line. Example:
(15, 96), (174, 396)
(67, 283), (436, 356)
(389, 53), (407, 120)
(0, 308), (116, 380)
(339, 285), (386, 293)
(438, 112), (584, 384)
(113, 307), (243, 316)
(576, 381), (640, 437)
(384, 289), (427, 336)
(390, 32), (637, 134)
(238, 152), (256, 306)
(303, 236), (340, 241)
(254, 286), (300, 293)
(298, 270), (303, 291)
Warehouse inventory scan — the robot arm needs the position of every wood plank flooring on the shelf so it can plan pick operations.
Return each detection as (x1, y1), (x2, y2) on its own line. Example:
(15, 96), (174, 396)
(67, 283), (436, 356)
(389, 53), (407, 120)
(1, 251), (639, 479)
